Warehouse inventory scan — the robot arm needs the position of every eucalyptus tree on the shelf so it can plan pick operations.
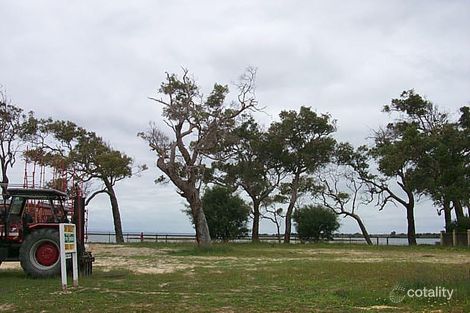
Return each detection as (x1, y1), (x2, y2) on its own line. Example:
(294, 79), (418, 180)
(139, 68), (257, 247)
(267, 107), (336, 243)
(70, 134), (137, 243)
(27, 119), (137, 243)
(211, 117), (284, 242)
(412, 105), (470, 228)
(367, 90), (447, 244)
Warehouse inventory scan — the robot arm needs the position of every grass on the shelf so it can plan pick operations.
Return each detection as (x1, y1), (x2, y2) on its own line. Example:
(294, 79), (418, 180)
(0, 243), (469, 312)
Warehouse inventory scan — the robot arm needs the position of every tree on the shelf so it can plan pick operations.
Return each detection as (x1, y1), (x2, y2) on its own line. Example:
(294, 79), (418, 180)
(366, 90), (447, 245)
(139, 68), (257, 247)
(211, 117), (283, 242)
(0, 90), (36, 196)
(194, 186), (250, 241)
(267, 106), (336, 243)
(293, 205), (340, 242)
(71, 134), (137, 243)
(412, 106), (470, 229)
(27, 119), (138, 243)
(318, 143), (373, 245)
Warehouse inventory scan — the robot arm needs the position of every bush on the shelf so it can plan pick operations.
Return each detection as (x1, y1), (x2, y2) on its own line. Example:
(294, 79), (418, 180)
(201, 186), (250, 241)
(293, 205), (340, 242)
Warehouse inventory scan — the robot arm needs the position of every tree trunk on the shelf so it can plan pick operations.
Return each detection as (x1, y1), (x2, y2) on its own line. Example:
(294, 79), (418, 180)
(105, 183), (124, 244)
(187, 190), (211, 247)
(453, 200), (465, 222)
(395, 177), (417, 246)
(251, 200), (261, 242)
(406, 204), (417, 245)
(348, 213), (372, 245)
(156, 159), (211, 247)
(443, 199), (452, 232)
(284, 174), (299, 244)
(1, 162), (8, 200)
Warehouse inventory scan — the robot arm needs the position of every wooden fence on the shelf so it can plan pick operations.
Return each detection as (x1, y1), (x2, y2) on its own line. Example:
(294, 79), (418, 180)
(86, 232), (442, 246)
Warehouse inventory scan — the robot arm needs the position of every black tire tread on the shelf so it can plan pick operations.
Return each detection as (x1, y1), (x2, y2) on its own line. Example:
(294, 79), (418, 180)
(19, 228), (60, 278)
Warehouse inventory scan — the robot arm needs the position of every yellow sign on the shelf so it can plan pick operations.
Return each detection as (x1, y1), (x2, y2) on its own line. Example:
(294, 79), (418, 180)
(60, 224), (76, 253)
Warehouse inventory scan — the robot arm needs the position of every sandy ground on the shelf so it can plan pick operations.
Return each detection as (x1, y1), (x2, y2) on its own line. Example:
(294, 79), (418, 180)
(2, 244), (469, 274)
(0, 304), (15, 312)
(81, 244), (470, 274)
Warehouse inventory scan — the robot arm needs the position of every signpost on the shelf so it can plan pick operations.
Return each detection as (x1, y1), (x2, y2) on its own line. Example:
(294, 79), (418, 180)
(59, 223), (78, 290)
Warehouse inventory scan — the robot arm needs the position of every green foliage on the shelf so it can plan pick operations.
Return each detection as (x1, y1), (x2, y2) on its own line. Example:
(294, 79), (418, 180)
(200, 186), (250, 241)
(264, 106), (337, 242)
(293, 205), (340, 242)
(212, 117), (276, 192)
(71, 134), (133, 185)
(26, 119), (134, 187)
(268, 106), (336, 175)
(211, 116), (283, 239)
(373, 90), (469, 209)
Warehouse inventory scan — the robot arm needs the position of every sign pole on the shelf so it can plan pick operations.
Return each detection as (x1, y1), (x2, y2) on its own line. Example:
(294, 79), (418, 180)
(60, 243), (67, 291)
(72, 250), (78, 287)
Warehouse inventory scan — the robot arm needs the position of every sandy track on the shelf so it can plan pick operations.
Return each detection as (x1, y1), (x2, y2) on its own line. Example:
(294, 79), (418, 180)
(2, 244), (468, 275)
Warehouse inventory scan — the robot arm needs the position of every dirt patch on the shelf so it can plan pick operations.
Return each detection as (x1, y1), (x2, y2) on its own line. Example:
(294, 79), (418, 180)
(0, 304), (16, 312)
(88, 244), (174, 257)
(297, 248), (470, 264)
(94, 254), (194, 275)
(355, 305), (400, 311)
(89, 244), (195, 274)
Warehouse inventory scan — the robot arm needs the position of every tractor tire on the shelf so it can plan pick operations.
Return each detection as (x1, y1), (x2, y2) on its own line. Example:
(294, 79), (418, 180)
(19, 229), (61, 278)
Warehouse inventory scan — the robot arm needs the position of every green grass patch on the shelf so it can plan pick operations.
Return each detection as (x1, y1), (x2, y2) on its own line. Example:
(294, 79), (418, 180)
(0, 243), (468, 312)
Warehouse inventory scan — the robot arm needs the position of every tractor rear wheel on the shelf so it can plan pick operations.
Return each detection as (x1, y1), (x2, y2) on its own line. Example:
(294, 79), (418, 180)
(19, 229), (61, 278)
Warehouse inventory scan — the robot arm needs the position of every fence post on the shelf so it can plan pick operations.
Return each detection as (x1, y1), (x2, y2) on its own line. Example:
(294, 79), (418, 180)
(155, 234), (158, 243)
(165, 234), (168, 243)
(467, 229), (470, 247)
(453, 229), (457, 246)
(440, 231), (445, 246)
(376, 237), (379, 246)
(386, 237), (389, 246)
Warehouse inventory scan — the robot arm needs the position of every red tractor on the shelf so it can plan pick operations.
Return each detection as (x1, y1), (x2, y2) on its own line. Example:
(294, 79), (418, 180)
(0, 187), (94, 277)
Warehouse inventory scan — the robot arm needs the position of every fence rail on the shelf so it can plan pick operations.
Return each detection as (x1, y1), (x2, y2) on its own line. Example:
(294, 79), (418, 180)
(85, 232), (441, 246)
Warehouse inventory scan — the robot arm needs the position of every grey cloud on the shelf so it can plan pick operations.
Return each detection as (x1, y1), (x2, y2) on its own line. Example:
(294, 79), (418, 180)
(1, 0), (469, 234)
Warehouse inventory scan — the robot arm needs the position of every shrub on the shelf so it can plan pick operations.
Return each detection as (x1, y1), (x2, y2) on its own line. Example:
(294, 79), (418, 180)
(201, 186), (250, 241)
(293, 205), (340, 242)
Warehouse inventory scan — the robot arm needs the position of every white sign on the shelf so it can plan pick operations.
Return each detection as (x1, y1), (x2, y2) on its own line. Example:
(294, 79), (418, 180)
(59, 223), (78, 290)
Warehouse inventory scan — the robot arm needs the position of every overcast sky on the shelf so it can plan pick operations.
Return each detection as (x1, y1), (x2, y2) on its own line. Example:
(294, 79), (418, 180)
(1, 1), (469, 235)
